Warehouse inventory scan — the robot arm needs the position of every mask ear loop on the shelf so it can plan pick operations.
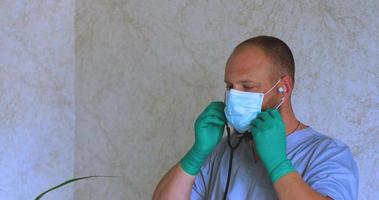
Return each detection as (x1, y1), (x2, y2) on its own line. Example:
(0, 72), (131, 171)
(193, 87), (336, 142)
(264, 79), (282, 95)
(275, 95), (285, 109)
(264, 79), (286, 109)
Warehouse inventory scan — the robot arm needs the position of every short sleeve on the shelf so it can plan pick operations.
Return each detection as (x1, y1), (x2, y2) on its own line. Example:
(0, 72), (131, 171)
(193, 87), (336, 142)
(190, 152), (214, 200)
(190, 137), (228, 200)
(190, 169), (207, 200)
(304, 140), (359, 200)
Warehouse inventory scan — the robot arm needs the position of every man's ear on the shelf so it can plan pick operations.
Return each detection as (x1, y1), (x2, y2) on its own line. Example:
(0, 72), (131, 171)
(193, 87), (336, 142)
(280, 75), (294, 95)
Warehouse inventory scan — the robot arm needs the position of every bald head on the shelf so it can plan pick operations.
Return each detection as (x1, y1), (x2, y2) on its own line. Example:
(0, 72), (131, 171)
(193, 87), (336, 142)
(232, 36), (295, 84)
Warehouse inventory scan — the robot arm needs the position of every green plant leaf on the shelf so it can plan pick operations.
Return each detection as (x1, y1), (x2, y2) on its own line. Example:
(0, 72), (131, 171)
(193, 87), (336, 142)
(35, 175), (121, 200)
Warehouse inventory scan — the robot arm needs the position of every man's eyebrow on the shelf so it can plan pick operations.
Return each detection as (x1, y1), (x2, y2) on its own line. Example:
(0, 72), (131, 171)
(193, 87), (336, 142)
(239, 80), (259, 84)
(224, 80), (260, 85)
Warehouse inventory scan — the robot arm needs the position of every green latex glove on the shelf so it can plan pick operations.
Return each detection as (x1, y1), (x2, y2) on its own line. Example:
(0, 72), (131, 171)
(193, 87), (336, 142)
(180, 101), (226, 176)
(251, 108), (296, 183)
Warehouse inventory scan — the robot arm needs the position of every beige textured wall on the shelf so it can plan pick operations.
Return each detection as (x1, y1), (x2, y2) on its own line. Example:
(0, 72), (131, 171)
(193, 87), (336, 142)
(0, 1), (75, 199)
(74, 0), (378, 199)
(1, 0), (378, 199)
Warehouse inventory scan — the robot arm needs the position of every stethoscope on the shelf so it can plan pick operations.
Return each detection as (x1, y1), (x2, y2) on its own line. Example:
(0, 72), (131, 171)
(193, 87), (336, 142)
(222, 124), (245, 200)
(221, 87), (286, 200)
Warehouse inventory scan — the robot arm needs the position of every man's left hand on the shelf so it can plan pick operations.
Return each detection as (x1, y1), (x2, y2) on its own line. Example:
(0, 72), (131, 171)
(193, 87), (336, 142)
(251, 108), (296, 183)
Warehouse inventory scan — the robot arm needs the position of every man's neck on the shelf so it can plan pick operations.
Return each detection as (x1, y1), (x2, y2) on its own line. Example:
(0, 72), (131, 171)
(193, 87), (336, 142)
(279, 103), (305, 136)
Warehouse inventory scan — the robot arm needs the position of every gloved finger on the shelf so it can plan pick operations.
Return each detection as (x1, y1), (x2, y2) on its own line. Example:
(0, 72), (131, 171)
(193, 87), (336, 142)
(251, 125), (259, 138)
(267, 109), (282, 119)
(200, 102), (225, 117)
(199, 107), (227, 122)
(251, 117), (264, 128)
(265, 108), (275, 112)
(264, 108), (275, 118)
(205, 101), (225, 113)
(256, 111), (271, 121)
(198, 115), (226, 127)
(198, 110), (226, 123)
(209, 106), (227, 120)
(200, 102), (222, 116)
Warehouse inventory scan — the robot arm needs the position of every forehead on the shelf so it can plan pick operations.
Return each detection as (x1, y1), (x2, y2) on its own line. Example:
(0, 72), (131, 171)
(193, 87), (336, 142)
(224, 46), (274, 84)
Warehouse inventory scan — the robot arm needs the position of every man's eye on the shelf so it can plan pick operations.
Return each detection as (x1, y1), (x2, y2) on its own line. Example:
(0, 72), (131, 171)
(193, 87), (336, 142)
(244, 86), (255, 90)
(226, 85), (232, 90)
(244, 86), (260, 92)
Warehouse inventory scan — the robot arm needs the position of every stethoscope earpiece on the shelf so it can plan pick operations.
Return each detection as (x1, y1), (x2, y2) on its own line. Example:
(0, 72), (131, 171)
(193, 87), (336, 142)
(278, 87), (285, 93)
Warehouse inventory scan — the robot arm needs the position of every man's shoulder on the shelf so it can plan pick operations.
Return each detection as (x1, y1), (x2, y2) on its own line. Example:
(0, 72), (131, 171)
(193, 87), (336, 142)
(299, 127), (355, 165)
(288, 127), (354, 163)
(306, 128), (350, 149)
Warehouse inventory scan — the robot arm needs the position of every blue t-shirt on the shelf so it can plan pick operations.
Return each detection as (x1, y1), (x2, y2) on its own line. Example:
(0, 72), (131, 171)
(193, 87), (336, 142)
(191, 127), (359, 200)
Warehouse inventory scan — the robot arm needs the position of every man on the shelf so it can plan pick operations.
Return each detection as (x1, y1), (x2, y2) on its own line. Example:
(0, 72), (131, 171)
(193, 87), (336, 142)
(153, 36), (358, 200)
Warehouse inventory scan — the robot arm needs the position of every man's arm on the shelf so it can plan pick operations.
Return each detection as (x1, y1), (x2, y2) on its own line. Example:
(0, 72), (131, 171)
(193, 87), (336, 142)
(251, 109), (331, 200)
(153, 164), (195, 200)
(274, 172), (331, 200)
(153, 102), (227, 200)
(275, 139), (359, 200)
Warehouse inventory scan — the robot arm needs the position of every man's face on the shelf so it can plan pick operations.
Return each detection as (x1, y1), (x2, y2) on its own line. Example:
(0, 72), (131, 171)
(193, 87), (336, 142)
(224, 46), (280, 110)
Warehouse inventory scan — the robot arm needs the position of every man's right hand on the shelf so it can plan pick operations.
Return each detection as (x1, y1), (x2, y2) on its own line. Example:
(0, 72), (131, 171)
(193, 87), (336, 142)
(180, 101), (227, 176)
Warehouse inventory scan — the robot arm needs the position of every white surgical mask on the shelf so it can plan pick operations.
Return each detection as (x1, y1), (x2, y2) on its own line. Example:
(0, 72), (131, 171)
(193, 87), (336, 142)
(224, 79), (284, 133)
